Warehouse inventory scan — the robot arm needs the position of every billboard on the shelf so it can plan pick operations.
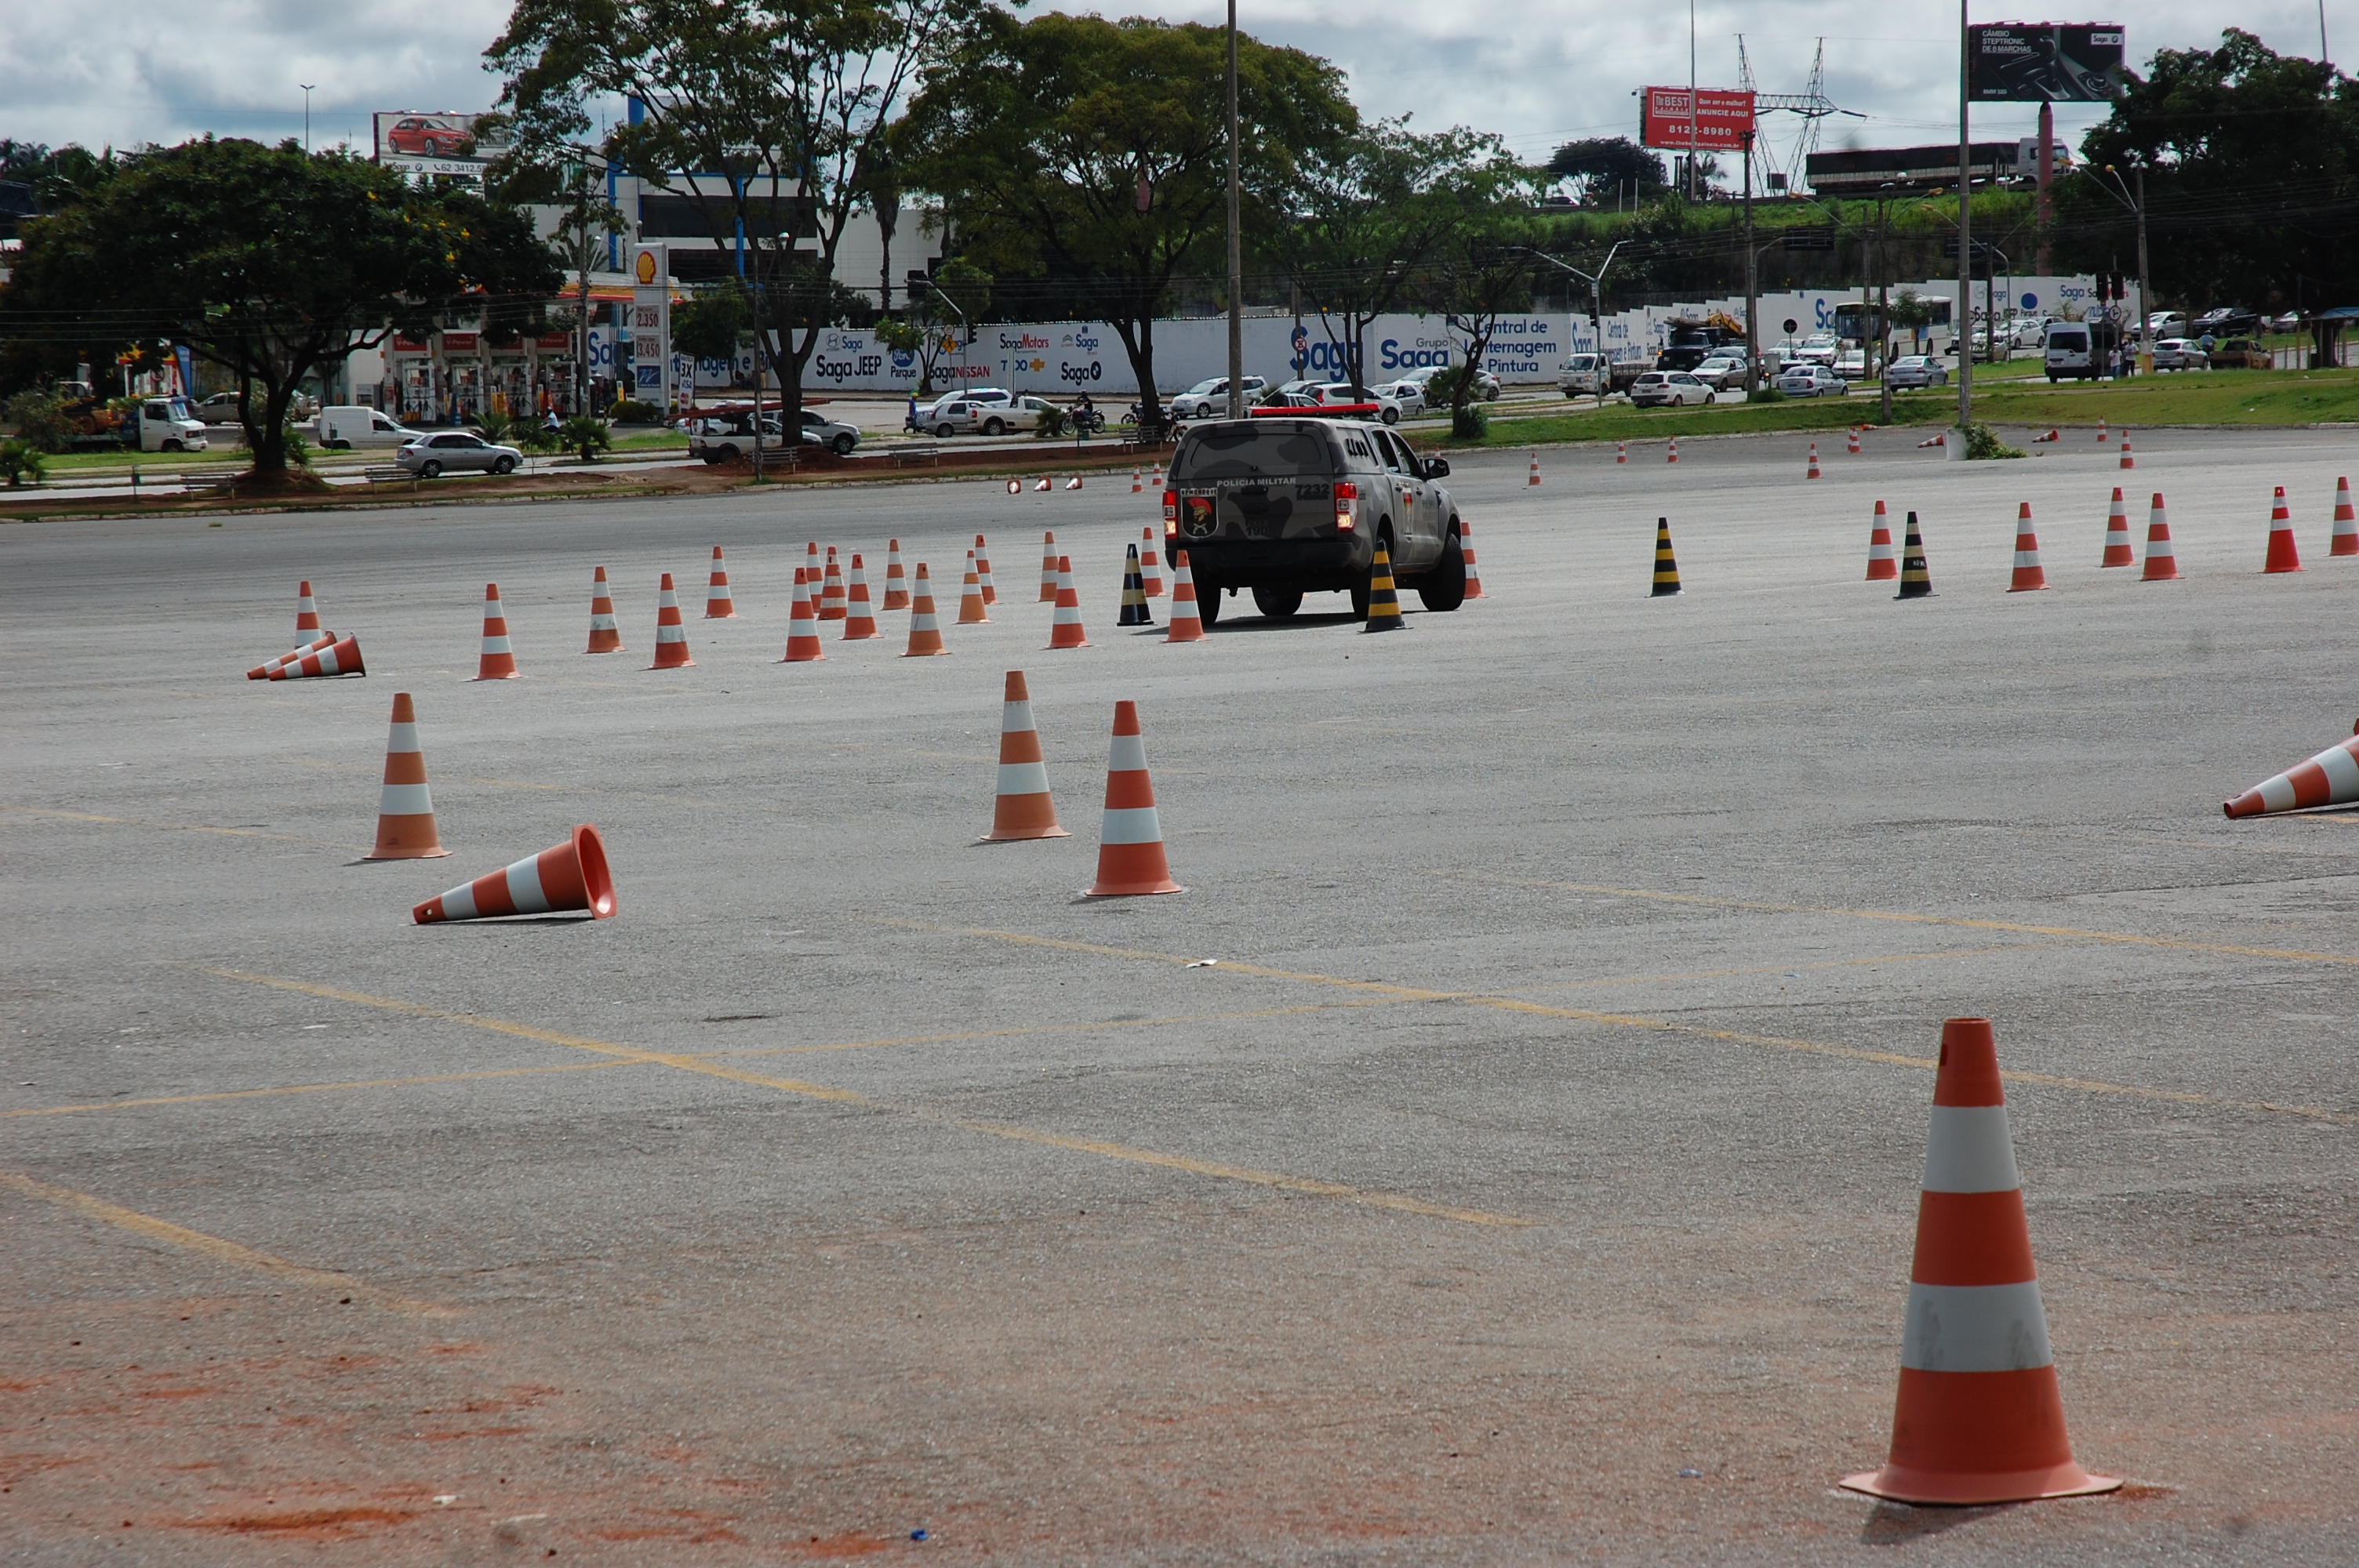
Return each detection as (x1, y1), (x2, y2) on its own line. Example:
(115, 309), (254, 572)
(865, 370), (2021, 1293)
(1968, 24), (2126, 102)
(1640, 88), (1757, 152)
(372, 111), (512, 181)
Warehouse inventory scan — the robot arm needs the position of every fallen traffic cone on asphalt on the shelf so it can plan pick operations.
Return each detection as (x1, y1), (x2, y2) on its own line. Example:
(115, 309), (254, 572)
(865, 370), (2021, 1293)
(1460, 517), (1485, 599)
(2225, 720), (2359, 817)
(1865, 500), (1899, 581)
(1034, 476), (1051, 493)
(2032, 428), (2060, 443)
(1917, 433), (1946, 448)
(1007, 477), (1021, 495)
(1364, 544), (1405, 631)
(982, 670), (1069, 841)
(781, 568), (824, 662)
(2332, 477), (2358, 556)
(473, 584), (519, 680)
(413, 824), (616, 924)
(1165, 550), (1206, 642)
(1140, 528), (1164, 596)
(1896, 512), (1933, 599)
(2100, 488), (2135, 567)
(264, 635), (365, 680)
(2118, 431), (2134, 470)
(1528, 450), (1541, 487)
(842, 555), (878, 639)
(1065, 475), (1083, 491)
(294, 580), (326, 641)
(820, 548), (848, 619)
(883, 540), (911, 610)
(649, 573), (694, 667)
(1839, 1017), (2120, 1506)
(1038, 532), (1060, 601)
(2008, 503), (2048, 592)
(1083, 701), (1183, 897)
(1667, 437), (1679, 464)
(2141, 494), (2180, 581)
(972, 535), (998, 604)
(585, 565), (626, 652)
(249, 633), (334, 680)
(2264, 486), (2303, 572)
(1650, 517), (1682, 597)
(1048, 556), (1089, 649)
(958, 551), (990, 623)
(1118, 543), (1153, 626)
(1807, 442), (1821, 479)
(704, 546), (736, 618)
(364, 691), (449, 860)
(903, 564), (948, 656)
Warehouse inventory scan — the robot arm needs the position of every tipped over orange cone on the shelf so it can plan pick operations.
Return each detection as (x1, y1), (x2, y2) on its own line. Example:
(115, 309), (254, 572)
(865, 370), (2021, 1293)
(365, 691), (449, 860)
(2007, 503), (2048, 591)
(267, 634), (365, 680)
(1165, 550), (1206, 642)
(413, 824), (616, 924)
(1083, 701), (1182, 896)
(474, 583), (519, 680)
(649, 573), (695, 667)
(249, 633), (334, 680)
(1840, 1018), (2120, 1506)
(2224, 723), (2359, 818)
(586, 565), (626, 652)
(983, 670), (1068, 840)
(2263, 487), (2303, 573)
(903, 564), (949, 656)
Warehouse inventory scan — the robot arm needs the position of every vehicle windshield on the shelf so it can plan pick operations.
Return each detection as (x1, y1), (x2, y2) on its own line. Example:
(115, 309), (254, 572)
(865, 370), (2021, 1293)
(1174, 424), (1337, 481)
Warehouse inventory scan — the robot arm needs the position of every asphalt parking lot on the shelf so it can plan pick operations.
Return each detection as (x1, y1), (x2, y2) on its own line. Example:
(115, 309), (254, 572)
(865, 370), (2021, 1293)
(5, 426), (2356, 1564)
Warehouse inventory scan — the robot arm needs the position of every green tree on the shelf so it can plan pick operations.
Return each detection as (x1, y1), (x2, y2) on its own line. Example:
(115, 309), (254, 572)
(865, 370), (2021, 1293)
(1546, 136), (1668, 205)
(1421, 162), (1547, 437)
(489, 0), (984, 433)
(903, 13), (1354, 426)
(670, 282), (755, 366)
(0, 139), (558, 477)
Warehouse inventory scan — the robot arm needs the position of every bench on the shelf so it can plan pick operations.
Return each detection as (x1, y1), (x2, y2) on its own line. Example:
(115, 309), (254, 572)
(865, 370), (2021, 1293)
(361, 466), (421, 492)
(171, 470), (238, 500)
(889, 441), (941, 468)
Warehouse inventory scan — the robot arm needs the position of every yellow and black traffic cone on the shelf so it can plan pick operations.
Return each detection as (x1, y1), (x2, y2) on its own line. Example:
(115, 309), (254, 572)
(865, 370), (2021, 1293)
(1363, 545), (1405, 632)
(1650, 517), (1682, 597)
(1118, 542), (1154, 626)
(1896, 511), (1934, 599)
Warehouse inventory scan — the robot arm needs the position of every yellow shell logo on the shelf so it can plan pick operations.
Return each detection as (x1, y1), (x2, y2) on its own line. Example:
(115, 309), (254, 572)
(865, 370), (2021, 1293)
(1030, 358), (1045, 372)
(634, 250), (657, 285)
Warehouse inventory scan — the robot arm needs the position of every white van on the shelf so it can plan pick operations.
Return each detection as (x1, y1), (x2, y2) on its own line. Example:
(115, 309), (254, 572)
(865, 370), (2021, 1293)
(2042, 321), (2095, 382)
(318, 405), (422, 449)
(1559, 353), (1608, 397)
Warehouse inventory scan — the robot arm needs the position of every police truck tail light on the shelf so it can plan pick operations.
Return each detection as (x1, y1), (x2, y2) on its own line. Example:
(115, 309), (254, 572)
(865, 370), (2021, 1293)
(1162, 490), (1177, 525)
(1333, 481), (1357, 532)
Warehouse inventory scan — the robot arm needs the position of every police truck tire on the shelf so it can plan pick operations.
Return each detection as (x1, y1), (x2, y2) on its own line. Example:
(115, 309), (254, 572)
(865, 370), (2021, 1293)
(1418, 532), (1467, 612)
(1198, 583), (1223, 626)
(1251, 586), (1303, 619)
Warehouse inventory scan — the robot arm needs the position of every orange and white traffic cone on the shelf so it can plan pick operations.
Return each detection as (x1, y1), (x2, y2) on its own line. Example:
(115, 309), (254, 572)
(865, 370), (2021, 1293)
(364, 691), (449, 860)
(248, 633), (333, 680)
(958, 550), (990, 623)
(882, 540), (911, 610)
(474, 583), (519, 680)
(982, 670), (1069, 841)
(704, 546), (736, 618)
(1841, 1018), (2119, 1506)
(1150, 460), (1163, 490)
(842, 554), (878, 639)
(1459, 517), (1485, 599)
(781, 568), (824, 662)
(1039, 531), (1060, 601)
(1140, 527), (1164, 597)
(2096, 419), (2108, 442)
(1165, 550), (1206, 643)
(586, 565), (626, 652)
(820, 548), (848, 619)
(1667, 437), (1679, 464)
(2225, 720), (2359, 817)
(1007, 477), (1021, 495)
(1527, 450), (1541, 487)
(2099, 488), (2135, 568)
(1616, 441), (1627, 464)
(803, 541), (823, 593)
(2007, 502), (2048, 592)
(265, 634), (365, 680)
(1034, 476), (1052, 493)
(1065, 475), (1083, 491)
(1864, 500), (1899, 581)
(649, 572), (695, 667)
(2263, 486), (2303, 573)
(1047, 555), (1089, 649)
(294, 580), (326, 641)
(902, 564), (949, 656)
(1847, 426), (1862, 455)
(1807, 442), (1821, 479)
(2141, 493), (2180, 582)
(2118, 431), (2134, 470)
(413, 824), (616, 924)
(974, 534), (998, 604)
(1132, 464), (1143, 494)
(1083, 701), (1183, 896)
(2332, 477), (2358, 556)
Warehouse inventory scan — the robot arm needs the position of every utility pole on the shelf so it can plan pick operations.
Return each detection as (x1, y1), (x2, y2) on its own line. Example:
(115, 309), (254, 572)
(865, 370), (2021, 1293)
(1877, 185), (1895, 423)
(1688, 0), (1699, 201)
(301, 85), (314, 154)
(1224, 0), (1245, 419)
(1743, 129), (1758, 392)
(2133, 166), (2151, 372)
(1954, 0), (1972, 447)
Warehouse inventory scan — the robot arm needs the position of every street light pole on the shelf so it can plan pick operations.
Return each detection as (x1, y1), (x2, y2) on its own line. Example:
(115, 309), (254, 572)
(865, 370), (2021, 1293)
(1224, 0), (1245, 420)
(1525, 243), (1623, 399)
(1954, 0), (1972, 445)
(1743, 130), (1757, 392)
(301, 85), (314, 154)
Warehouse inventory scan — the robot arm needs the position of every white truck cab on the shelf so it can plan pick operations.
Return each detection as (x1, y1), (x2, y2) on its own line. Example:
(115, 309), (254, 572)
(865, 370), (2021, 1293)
(133, 398), (208, 452)
(318, 405), (421, 448)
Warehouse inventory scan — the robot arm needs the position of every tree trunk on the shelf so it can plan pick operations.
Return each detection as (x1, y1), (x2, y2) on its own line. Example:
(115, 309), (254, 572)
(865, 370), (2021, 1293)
(1109, 315), (1161, 429)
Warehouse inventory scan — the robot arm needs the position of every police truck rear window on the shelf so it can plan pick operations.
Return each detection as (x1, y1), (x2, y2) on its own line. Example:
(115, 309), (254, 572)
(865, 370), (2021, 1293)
(1176, 426), (1336, 481)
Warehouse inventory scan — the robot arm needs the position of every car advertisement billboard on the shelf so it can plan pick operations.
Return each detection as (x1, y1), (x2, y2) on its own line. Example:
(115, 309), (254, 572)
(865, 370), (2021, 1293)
(1640, 88), (1757, 152)
(1968, 24), (2126, 102)
(372, 111), (512, 180)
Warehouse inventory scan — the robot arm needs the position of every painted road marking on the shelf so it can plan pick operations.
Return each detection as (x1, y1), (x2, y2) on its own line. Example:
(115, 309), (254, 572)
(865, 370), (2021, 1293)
(1, 804), (362, 852)
(2, 1059), (644, 1120)
(0, 1168), (459, 1318)
(194, 970), (1530, 1228)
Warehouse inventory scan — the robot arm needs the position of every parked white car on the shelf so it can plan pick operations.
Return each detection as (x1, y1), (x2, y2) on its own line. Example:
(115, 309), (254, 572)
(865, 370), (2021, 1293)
(1369, 378), (1430, 416)
(1790, 333), (1841, 366)
(317, 405), (422, 449)
(1314, 382), (1404, 424)
(1169, 376), (1270, 419)
(2150, 338), (2209, 372)
(1775, 364), (1850, 397)
(1883, 355), (1948, 389)
(1629, 370), (1715, 408)
(396, 430), (524, 476)
(1834, 349), (1868, 379)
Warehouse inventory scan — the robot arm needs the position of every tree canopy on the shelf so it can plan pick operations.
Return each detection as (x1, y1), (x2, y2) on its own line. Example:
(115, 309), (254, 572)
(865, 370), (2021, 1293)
(1547, 137), (1669, 205)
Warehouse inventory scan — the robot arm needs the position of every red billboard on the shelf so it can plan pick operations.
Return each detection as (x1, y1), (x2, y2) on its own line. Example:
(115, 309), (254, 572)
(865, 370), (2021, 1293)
(1641, 88), (1757, 152)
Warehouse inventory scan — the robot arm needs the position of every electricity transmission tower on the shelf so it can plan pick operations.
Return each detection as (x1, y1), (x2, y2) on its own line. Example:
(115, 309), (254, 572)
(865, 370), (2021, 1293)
(1736, 38), (1863, 194)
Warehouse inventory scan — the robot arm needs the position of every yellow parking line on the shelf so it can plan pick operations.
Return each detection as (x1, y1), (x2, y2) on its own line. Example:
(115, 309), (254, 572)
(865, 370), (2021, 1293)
(703, 999), (1397, 1061)
(194, 969), (1529, 1228)
(0, 1167), (459, 1319)
(2, 1059), (643, 1120)
(0, 804), (362, 852)
(1492, 943), (2049, 997)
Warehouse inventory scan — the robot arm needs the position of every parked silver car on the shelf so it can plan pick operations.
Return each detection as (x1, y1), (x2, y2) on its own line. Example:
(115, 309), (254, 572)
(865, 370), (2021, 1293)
(396, 430), (523, 476)
(1882, 355), (1949, 389)
(1169, 376), (1270, 419)
(1774, 364), (1849, 398)
(1630, 371), (1715, 408)
(2150, 338), (2209, 372)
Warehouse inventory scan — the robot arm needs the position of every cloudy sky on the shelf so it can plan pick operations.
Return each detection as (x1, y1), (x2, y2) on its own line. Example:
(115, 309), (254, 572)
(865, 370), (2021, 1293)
(1, 0), (2343, 175)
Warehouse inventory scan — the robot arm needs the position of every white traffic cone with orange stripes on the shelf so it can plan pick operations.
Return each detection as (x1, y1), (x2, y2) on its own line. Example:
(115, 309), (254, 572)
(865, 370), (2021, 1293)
(249, 633), (334, 680)
(902, 564), (948, 656)
(781, 568), (824, 662)
(982, 670), (1069, 840)
(1083, 701), (1183, 896)
(2007, 503), (2048, 591)
(1864, 500), (1899, 581)
(474, 583), (519, 680)
(803, 541), (823, 594)
(1616, 441), (1627, 464)
(958, 550), (990, 623)
(1048, 555), (1089, 649)
(2332, 477), (2358, 556)
(1065, 475), (1083, 491)
(294, 580), (326, 641)
(1140, 527), (1164, 596)
(1034, 475), (1052, 493)
(1165, 550), (1206, 642)
(1841, 1018), (2119, 1505)
(2099, 488), (2134, 567)
(1667, 437), (1679, 464)
(842, 554), (878, 639)
(1132, 464), (1143, 494)
(1527, 451), (1541, 487)
(2096, 418), (2108, 443)
(1807, 442), (1821, 480)
(364, 691), (449, 860)
(704, 546), (736, 618)
(2141, 493), (2179, 581)
(1150, 459), (1163, 490)
(413, 825), (616, 924)
(2224, 721), (2359, 817)
(2263, 486), (2303, 573)
(1459, 517), (1485, 599)
(265, 635), (365, 680)
(586, 565), (626, 652)
(1007, 477), (1021, 495)
(820, 548), (848, 619)
(1847, 426), (1862, 455)
(2118, 430), (2134, 470)
(882, 540), (911, 610)
(975, 535), (998, 604)
(649, 573), (694, 667)
(1038, 532), (1060, 601)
